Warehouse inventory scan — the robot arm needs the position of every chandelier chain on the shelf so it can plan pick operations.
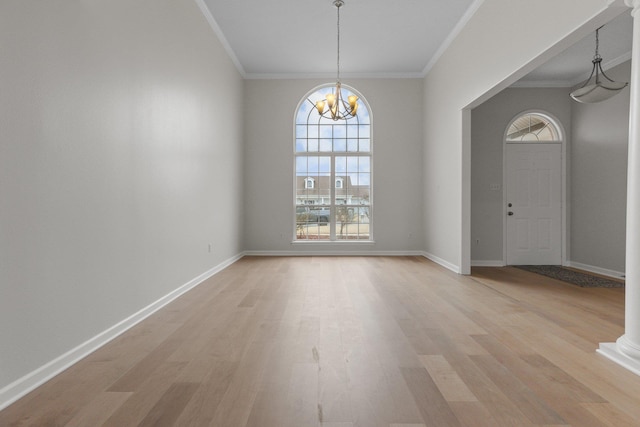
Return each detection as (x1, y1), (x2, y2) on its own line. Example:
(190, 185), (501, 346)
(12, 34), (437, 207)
(313, 0), (357, 120)
(336, 1), (341, 83)
(594, 25), (603, 60)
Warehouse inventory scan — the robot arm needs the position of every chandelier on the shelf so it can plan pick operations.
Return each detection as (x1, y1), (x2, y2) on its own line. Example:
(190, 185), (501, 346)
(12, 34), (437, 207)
(315, 0), (358, 120)
(570, 26), (628, 103)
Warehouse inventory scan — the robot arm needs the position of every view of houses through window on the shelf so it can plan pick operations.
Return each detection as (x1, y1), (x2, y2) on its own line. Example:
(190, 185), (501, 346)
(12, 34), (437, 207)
(295, 85), (371, 241)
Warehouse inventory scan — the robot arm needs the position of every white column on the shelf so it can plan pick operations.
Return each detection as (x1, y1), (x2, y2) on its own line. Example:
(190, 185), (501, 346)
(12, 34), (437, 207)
(598, 0), (640, 375)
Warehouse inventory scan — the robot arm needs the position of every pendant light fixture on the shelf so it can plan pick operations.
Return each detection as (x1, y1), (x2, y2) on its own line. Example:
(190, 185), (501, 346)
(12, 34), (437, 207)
(570, 26), (628, 103)
(315, 0), (358, 120)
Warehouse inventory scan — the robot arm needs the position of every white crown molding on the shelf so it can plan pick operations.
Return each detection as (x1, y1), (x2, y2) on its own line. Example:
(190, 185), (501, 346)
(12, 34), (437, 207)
(625, 0), (640, 11)
(422, 0), (486, 76)
(0, 252), (244, 411)
(193, 0), (246, 78)
(510, 80), (574, 88)
(513, 50), (632, 88)
(244, 72), (425, 80)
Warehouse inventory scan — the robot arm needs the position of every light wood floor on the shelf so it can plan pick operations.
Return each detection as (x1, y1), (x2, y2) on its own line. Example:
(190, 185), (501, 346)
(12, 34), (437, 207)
(2, 256), (639, 427)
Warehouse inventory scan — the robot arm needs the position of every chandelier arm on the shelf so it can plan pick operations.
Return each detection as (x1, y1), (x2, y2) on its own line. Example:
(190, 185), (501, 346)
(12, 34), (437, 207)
(580, 63), (597, 89)
(598, 64), (618, 83)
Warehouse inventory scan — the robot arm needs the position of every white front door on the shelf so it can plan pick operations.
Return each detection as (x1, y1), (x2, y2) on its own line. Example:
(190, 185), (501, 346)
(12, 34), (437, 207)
(506, 143), (562, 265)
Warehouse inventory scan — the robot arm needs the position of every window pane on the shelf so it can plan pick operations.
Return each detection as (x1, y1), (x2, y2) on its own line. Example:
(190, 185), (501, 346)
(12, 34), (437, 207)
(319, 125), (333, 138)
(346, 156), (358, 173)
(307, 125), (319, 138)
(317, 172), (331, 202)
(295, 139), (307, 152)
(296, 206), (331, 240)
(296, 157), (308, 175)
(320, 139), (332, 152)
(358, 108), (370, 125)
(506, 113), (561, 142)
(296, 102), (313, 124)
(359, 157), (370, 172)
(307, 157), (320, 173)
(333, 125), (346, 138)
(318, 156), (331, 173)
(334, 138), (347, 151)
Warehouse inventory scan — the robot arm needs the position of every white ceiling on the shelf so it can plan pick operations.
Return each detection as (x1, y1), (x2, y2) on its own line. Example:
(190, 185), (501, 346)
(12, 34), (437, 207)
(199, 0), (633, 85)
(201, 0), (477, 78)
(516, 11), (633, 87)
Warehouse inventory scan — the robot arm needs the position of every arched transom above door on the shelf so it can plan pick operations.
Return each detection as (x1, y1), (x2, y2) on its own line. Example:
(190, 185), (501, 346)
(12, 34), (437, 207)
(506, 112), (562, 142)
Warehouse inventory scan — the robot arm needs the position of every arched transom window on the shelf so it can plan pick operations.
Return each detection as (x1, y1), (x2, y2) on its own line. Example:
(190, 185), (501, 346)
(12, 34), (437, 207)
(506, 112), (562, 142)
(294, 84), (372, 241)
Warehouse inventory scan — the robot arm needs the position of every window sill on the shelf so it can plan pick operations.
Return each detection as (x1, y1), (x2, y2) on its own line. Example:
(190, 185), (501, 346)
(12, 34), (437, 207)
(291, 240), (376, 245)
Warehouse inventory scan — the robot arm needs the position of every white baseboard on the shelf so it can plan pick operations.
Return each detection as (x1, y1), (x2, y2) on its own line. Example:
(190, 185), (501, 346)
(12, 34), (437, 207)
(471, 260), (506, 267)
(421, 252), (461, 274)
(246, 250), (461, 273)
(598, 343), (640, 377)
(0, 252), (244, 411)
(565, 261), (625, 280)
(244, 250), (425, 257)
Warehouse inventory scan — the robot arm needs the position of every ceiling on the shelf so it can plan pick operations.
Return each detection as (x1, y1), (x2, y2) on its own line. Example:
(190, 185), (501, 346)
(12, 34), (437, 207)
(516, 11), (633, 87)
(201, 0), (477, 78)
(200, 0), (633, 85)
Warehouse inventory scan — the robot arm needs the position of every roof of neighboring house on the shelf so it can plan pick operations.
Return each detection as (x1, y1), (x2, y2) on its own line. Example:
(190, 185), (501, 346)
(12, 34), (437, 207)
(296, 176), (370, 201)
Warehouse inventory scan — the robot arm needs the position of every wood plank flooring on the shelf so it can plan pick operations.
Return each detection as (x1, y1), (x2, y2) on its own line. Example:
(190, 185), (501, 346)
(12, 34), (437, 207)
(1, 256), (639, 426)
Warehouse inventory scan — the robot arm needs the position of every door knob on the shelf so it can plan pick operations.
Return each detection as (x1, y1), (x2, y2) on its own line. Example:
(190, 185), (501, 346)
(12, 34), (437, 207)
(508, 211), (514, 216)
(508, 203), (513, 207)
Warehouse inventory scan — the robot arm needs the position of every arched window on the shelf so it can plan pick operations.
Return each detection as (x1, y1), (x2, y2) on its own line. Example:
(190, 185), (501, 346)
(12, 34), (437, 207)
(294, 84), (372, 241)
(506, 112), (562, 142)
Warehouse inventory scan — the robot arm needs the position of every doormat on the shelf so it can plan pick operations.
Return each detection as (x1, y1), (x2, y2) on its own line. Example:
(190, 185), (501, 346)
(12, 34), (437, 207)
(514, 265), (624, 288)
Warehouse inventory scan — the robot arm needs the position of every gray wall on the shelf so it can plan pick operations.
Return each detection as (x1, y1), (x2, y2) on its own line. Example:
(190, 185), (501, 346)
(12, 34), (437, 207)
(570, 60), (630, 273)
(470, 88), (572, 264)
(244, 78), (424, 253)
(470, 60), (630, 274)
(0, 0), (244, 391)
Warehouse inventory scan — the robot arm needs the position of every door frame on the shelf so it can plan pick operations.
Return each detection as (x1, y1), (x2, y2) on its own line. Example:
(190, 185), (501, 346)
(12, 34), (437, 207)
(502, 110), (568, 266)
